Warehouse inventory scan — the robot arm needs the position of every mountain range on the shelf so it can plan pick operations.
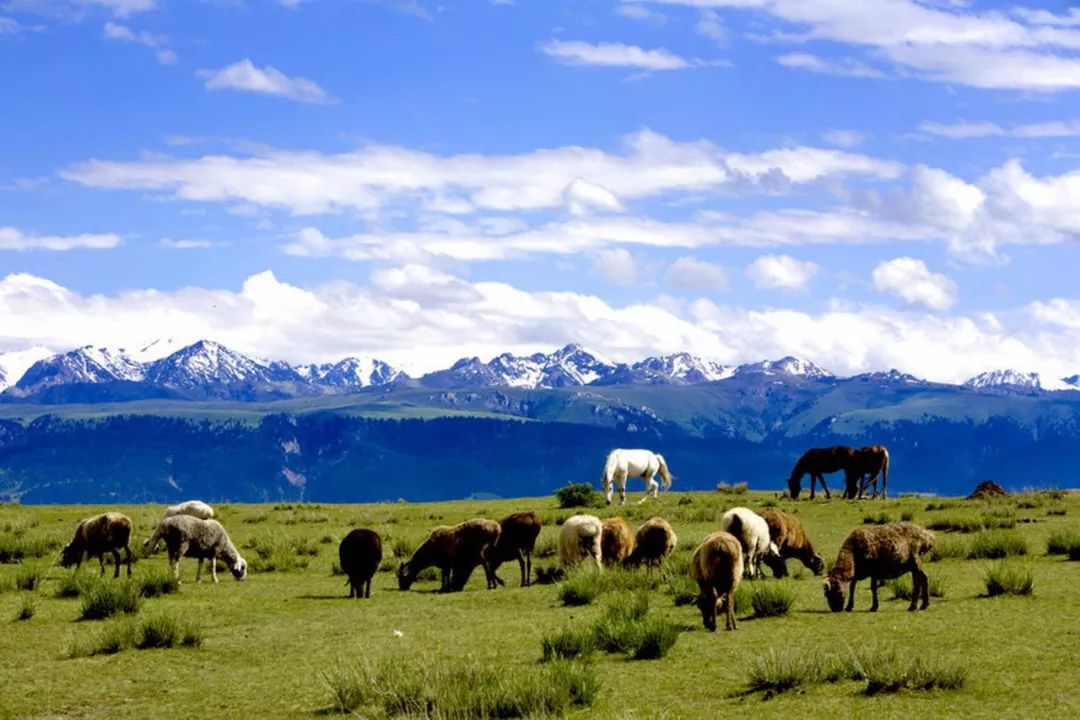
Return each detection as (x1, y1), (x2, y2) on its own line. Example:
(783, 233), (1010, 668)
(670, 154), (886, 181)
(3, 339), (1079, 403)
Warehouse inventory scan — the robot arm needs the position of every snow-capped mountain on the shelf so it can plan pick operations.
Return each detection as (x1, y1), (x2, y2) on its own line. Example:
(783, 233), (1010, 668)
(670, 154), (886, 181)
(143, 340), (275, 390)
(597, 352), (733, 386)
(421, 344), (618, 389)
(15, 346), (145, 394)
(0, 347), (54, 392)
(850, 369), (928, 385)
(733, 356), (833, 380)
(964, 370), (1043, 394)
(300, 357), (405, 389)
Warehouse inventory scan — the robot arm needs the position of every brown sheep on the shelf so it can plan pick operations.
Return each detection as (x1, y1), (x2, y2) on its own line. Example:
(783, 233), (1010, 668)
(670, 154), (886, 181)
(339, 529), (383, 599)
(60, 512), (134, 578)
(601, 517), (634, 566)
(760, 508), (825, 578)
(691, 531), (744, 632)
(397, 518), (500, 592)
(487, 511), (542, 587)
(824, 522), (935, 613)
(625, 517), (677, 571)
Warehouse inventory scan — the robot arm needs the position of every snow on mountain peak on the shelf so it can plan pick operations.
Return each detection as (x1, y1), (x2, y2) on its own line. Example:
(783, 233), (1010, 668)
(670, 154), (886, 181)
(736, 356), (833, 379)
(964, 369), (1043, 392)
(0, 346), (55, 391)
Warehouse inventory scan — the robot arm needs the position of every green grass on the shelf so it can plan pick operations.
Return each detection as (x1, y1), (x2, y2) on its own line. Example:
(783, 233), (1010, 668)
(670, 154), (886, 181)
(983, 562), (1035, 597)
(69, 613), (203, 657)
(15, 593), (36, 621)
(888, 574), (947, 600)
(0, 492), (1077, 718)
(78, 577), (143, 620)
(750, 581), (797, 617)
(1045, 529), (1080, 556)
(967, 530), (1029, 559)
(557, 566), (661, 606)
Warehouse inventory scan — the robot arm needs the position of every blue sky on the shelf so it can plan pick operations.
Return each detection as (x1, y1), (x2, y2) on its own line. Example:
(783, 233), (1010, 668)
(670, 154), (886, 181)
(2, 0), (1080, 382)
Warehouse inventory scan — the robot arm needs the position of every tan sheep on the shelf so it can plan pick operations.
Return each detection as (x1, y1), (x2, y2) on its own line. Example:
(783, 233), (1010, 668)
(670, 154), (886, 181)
(625, 516), (677, 571)
(558, 514), (603, 571)
(760, 508), (825, 578)
(601, 517), (634, 566)
(824, 522), (935, 613)
(691, 531), (744, 632)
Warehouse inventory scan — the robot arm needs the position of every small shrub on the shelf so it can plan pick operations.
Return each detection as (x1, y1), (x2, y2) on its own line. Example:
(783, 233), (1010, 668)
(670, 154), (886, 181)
(983, 562), (1034, 597)
(54, 573), (87, 599)
(137, 568), (180, 598)
(967, 530), (1028, 559)
(558, 576), (599, 607)
(1045, 529), (1080, 556)
(716, 482), (748, 495)
(591, 593), (680, 660)
(627, 618), (680, 660)
(136, 613), (203, 649)
(863, 512), (891, 525)
(677, 495), (693, 505)
(555, 483), (602, 509)
(853, 647), (966, 695)
(541, 626), (594, 662)
(900, 511), (914, 522)
(746, 648), (826, 695)
(15, 563), (44, 591)
(319, 534), (335, 545)
(750, 582), (796, 618)
(15, 593), (36, 620)
(928, 535), (968, 562)
(79, 578), (142, 620)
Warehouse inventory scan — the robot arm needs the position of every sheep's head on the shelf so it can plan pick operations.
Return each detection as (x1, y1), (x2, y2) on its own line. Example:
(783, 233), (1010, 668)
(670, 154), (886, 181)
(823, 577), (845, 612)
(59, 543), (81, 568)
(808, 554), (825, 576)
(762, 554), (788, 578)
(397, 562), (415, 591)
(231, 557), (248, 581)
(695, 593), (717, 632)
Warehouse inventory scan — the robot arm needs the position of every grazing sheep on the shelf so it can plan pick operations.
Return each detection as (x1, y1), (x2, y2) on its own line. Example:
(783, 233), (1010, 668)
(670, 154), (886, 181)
(625, 517), (677, 571)
(398, 518), (500, 592)
(824, 522), (935, 613)
(760, 508), (825, 578)
(558, 514), (604, 571)
(60, 512), (134, 579)
(487, 511), (542, 587)
(145, 515), (247, 583)
(691, 531), (744, 632)
(601, 517), (634, 566)
(339, 529), (383, 599)
(163, 500), (215, 520)
(719, 507), (779, 579)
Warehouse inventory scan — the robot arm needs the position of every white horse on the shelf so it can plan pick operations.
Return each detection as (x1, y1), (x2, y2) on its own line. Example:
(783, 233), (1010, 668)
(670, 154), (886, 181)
(601, 449), (673, 505)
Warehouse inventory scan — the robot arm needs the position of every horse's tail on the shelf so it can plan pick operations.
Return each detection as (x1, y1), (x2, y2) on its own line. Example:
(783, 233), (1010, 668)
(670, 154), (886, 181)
(881, 447), (890, 498)
(602, 449), (620, 490)
(656, 454), (673, 491)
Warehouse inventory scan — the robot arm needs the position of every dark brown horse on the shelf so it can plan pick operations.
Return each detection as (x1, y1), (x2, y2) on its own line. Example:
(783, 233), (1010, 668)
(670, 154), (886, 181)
(787, 446), (856, 499)
(845, 445), (890, 499)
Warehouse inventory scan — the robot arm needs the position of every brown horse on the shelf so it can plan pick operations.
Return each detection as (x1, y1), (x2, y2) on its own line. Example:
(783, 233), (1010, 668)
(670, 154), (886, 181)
(845, 445), (890, 499)
(787, 446), (856, 499)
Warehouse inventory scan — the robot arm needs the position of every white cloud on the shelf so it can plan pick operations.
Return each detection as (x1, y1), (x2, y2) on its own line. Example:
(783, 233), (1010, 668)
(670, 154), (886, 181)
(665, 256), (727, 291)
(873, 257), (958, 311)
(920, 119), (1080, 139)
(746, 254), (819, 290)
(81, 0), (155, 16)
(594, 248), (639, 285)
(563, 179), (624, 216)
(777, 53), (886, 78)
(0, 16), (21, 33)
(62, 130), (900, 216)
(198, 59), (331, 103)
(696, 10), (725, 43)
(540, 40), (692, 71)
(616, 4), (667, 24)
(103, 21), (176, 64)
(0, 226), (120, 251)
(821, 129), (867, 148)
(159, 238), (212, 249)
(4, 270), (1080, 384)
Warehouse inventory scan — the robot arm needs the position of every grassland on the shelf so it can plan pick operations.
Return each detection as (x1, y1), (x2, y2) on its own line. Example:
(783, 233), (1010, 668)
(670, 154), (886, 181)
(0, 490), (1077, 719)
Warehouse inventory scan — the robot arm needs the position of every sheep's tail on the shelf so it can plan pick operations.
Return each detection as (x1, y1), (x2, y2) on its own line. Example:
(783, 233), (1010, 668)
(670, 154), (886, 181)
(656, 454), (673, 491)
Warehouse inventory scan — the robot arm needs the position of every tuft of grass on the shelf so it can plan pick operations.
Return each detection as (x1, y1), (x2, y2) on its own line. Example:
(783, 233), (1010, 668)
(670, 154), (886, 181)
(54, 573), (87, 599)
(243, 511), (269, 524)
(0, 531), (62, 564)
(534, 565), (563, 585)
(590, 594), (679, 660)
(666, 572), (698, 607)
(390, 537), (413, 560)
(900, 511), (914, 522)
(967, 530), (1028, 559)
(1045, 529), (1080, 556)
(1045, 506), (1066, 517)
(540, 626), (595, 662)
(247, 532), (315, 572)
(78, 578), (142, 620)
(136, 612), (203, 649)
(983, 562), (1034, 597)
(533, 535), (557, 559)
(862, 512), (891, 525)
(928, 535), (968, 562)
(555, 483), (602, 509)
(15, 563), (44, 592)
(888, 574), (946, 600)
(716, 482), (748, 495)
(321, 655), (598, 717)
(927, 515), (983, 534)
(750, 582), (796, 618)
(15, 593), (36, 621)
(557, 567), (660, 606)
(746, 647), (828, 695)
(136, 567), (180, 598)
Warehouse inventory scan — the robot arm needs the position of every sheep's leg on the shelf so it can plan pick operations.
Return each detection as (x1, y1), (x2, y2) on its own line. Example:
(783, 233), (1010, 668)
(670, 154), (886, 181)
(123, 545), (133, 577)
(440, 567), (451, 592)
(724, 589), (737, 631)
(845, 579), (857, 612)
(365, 578), (373, 598)
(526, 552), (532, 587)
(912, 567), (929, 611)
(98, 553), (106, 576)
(870, 577), (880, 612)
(210, 554), (219, 584)
(111, 549), (122, 579)
(195, 558), (203, 583)
(518, 550), (528, 587)
(170, 555), (182, 583)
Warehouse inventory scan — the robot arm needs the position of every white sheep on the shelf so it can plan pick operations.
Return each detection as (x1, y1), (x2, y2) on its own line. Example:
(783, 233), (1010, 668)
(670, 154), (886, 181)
(163, 500), (215, 520)
(720, 507), (780, 579)
(558, 514), (603, 571)
(145, 515), (247, 583)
